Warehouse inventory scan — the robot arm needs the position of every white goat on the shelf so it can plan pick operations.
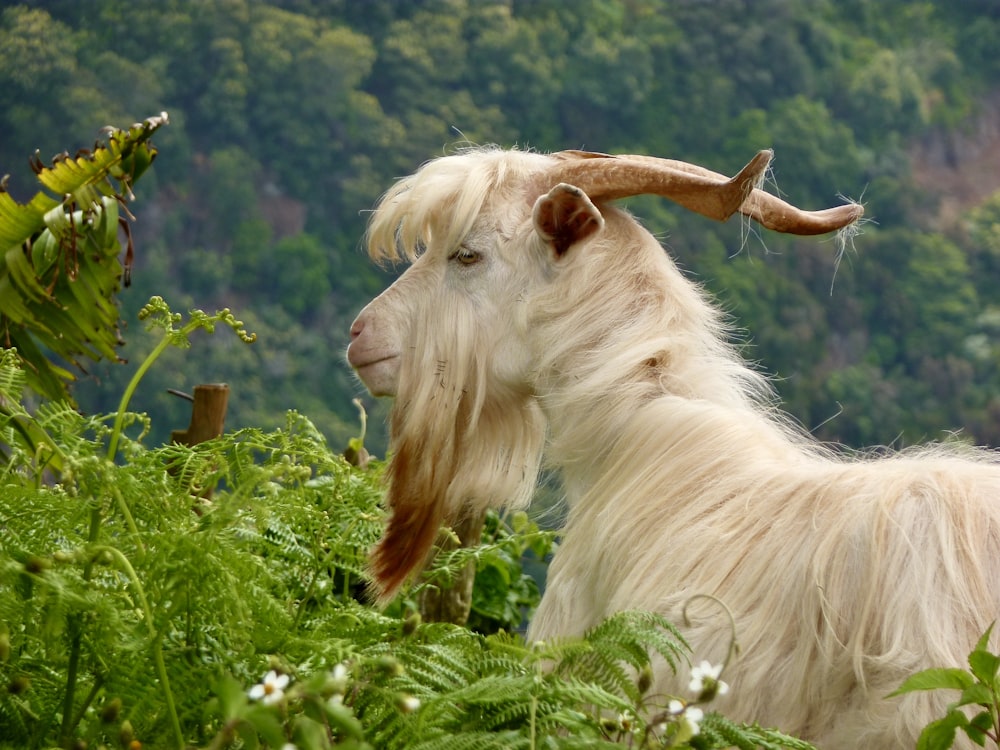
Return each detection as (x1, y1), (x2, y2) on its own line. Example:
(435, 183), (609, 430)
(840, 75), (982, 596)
(346, 146), (1000, 749)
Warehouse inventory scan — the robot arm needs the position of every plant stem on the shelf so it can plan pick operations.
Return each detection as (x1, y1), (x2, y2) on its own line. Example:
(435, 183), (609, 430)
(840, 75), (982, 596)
(91, 544), (185, 749)
(59, 620), (84, 746)
(66, 674), (105, 741)
(292, 545), (342, 632)
(59, 506), (103, 745)
(529, 687), (537, 750)
(112, 485), (145, 560)
(62, 313), (171, 740)
(106, 331), (177, 461)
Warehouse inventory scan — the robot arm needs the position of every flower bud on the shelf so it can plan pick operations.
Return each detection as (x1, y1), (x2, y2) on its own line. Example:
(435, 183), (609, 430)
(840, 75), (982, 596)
(637, 665), (653, 695)
(7, 675), (29, 695)
(94, 550), (114, 566)
(402, 612), (421, 636)
(326, 663), (350, 695)
(24, 556), (49, 574)
(119, 719), (134, 747)
(396, 694), (420, 713)
(375, 655), (404, 677)
(100, 697), (122, 723)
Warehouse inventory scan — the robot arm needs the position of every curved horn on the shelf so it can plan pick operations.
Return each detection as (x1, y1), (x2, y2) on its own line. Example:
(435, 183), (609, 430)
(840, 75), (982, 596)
(546, 150), (863, 236)
(740, 190), (865, 235)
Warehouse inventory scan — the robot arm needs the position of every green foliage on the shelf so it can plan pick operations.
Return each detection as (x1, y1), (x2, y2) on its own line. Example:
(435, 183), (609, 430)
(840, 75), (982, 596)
(0, 300), (814, 749)
(0, 112), (166, 403)
(414, 509), (555, 636)
(890, 624), (1000, 749)
(266, 233), (334, 320)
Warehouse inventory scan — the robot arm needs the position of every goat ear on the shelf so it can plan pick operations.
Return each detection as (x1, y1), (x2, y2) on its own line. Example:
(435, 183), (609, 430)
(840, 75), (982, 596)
(533, 183), (605, 257)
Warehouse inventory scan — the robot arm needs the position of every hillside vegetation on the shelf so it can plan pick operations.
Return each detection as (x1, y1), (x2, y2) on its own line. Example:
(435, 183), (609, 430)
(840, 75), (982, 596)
(2, 0), (1000, 450)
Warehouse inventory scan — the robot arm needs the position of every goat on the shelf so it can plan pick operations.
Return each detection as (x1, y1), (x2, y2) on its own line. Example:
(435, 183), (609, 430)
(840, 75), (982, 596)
(346, 146), (1000, 749)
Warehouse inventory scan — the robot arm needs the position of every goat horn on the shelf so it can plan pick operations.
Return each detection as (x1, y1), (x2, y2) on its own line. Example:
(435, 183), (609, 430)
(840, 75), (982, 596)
(548, 150), (863, 235)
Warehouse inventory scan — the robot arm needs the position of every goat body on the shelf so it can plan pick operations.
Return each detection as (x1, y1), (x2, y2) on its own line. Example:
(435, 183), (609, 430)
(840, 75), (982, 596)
(347, 146), (1000, 749)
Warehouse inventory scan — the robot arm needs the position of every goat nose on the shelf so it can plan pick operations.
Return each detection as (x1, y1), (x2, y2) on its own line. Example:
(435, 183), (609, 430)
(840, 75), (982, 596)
(350, 316), (365, 340)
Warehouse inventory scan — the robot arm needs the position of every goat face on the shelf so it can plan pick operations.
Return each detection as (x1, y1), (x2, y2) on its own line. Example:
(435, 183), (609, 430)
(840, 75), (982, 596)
(346, 225), (533, 399)
(347, 182), (606, 400)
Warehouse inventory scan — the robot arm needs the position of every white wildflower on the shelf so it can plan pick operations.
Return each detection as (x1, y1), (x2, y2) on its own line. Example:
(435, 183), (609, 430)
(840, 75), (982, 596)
(687, 660), (719, 692)
(248, 670), (290, 706)
(667, 699), (685, 715)
(399, 694), (421, 713)
(688, 660), (729, 698)
(681, 706), (704, 737)
(329, 662), (350, 694)
(618, 709), (635, 733)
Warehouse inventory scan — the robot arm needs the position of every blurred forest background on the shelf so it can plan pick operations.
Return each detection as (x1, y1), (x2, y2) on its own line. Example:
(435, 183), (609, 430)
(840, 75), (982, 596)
(2, 0), (1000, 454)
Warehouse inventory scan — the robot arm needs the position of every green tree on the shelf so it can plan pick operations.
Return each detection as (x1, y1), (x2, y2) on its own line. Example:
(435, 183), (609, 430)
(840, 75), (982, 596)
(765, 96), (865, 208)
(0, 8), (86, 173)
(244, 5), (393, 200)
(197, 37), (250, 140)
(966, 191), (1000, 300)
(892, 231), (978, 369)
(267, 233), (333, 319)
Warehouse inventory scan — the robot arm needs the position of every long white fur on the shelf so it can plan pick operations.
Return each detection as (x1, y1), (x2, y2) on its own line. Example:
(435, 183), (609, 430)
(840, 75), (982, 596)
(354, 147), (1000, 749)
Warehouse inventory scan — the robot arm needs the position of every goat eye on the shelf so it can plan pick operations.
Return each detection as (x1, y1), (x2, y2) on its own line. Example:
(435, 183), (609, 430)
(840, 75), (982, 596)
(452, 246), (481, 265)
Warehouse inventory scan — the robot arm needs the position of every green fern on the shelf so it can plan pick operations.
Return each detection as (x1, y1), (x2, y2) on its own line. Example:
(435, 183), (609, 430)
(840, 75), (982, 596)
(698, 714), (819, 750)
(545, 610), (687, 705)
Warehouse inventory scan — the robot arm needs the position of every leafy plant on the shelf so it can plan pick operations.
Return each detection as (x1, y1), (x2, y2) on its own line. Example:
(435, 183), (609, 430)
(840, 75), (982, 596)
(890, 625), (1000, 749)
(411, 508), (555, 635)
(0, 112), (167, 403)
(466, 510), (554, 635)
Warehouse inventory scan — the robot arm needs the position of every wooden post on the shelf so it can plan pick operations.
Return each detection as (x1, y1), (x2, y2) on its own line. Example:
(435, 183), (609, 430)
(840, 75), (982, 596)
(169, 384), (230, 502)
(170, 384), (230, 446)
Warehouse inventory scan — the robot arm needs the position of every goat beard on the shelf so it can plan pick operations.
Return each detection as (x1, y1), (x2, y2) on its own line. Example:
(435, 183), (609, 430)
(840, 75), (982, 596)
(367, 315), (545, 604)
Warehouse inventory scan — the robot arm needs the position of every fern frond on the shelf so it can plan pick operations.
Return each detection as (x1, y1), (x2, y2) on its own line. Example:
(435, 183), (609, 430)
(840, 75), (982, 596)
(585, 610), (689, 672)
(407, 730), (529, 750)
(394, 654), (470, 695)
(0, 349), (27, 403)
(701, 712), (819, 750)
